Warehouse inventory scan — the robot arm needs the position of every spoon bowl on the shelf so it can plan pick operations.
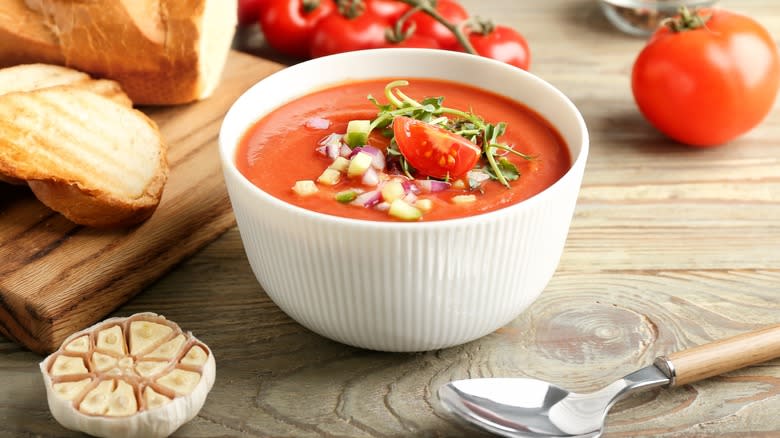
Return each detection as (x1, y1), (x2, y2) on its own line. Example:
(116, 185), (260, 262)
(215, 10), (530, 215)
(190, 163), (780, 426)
(439, 324), (780, 437)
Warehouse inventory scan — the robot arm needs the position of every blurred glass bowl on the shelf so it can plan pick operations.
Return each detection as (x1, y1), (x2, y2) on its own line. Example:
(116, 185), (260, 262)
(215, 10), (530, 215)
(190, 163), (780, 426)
(599, 0), (719, 36)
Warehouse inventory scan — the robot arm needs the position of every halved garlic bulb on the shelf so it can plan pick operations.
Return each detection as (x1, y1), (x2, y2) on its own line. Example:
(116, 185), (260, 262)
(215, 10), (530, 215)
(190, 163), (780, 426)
(40, 313), (216, 438)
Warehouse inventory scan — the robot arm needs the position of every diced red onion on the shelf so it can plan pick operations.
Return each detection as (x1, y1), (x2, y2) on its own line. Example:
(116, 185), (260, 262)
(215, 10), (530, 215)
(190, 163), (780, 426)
(340, 144), (352, 158)
(318, 133), (343, 159)
(402, 192), (417, 204)
(361, 146), (386, 170)
(375, 202), (390, 212)
(401, 180), (420, 195)
(416, 179), (451, 193)
(352, 190), (381, 208)
(362, 167), (379, 186)
(305, 117), (331, 130)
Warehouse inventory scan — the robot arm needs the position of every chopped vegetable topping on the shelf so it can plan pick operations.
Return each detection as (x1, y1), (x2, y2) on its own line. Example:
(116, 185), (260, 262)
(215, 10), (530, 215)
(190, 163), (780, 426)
(294, 80), (538, 221)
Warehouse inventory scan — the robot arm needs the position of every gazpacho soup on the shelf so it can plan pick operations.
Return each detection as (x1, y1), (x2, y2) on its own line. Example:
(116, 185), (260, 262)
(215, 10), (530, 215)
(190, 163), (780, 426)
(237, 78), (571, 222)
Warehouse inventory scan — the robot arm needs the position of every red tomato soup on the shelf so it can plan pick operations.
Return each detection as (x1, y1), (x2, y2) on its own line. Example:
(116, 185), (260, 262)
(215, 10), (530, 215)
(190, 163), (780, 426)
(236, 78), (571, 222)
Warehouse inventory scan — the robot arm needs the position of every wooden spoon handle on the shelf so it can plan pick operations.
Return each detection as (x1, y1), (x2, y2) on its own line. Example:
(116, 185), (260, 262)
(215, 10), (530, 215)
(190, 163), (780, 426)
(656, 324), (780, 387)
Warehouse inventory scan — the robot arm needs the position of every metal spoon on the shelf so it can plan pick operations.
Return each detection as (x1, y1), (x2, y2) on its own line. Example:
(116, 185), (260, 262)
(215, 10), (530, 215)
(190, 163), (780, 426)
(439, 324), (780, 438)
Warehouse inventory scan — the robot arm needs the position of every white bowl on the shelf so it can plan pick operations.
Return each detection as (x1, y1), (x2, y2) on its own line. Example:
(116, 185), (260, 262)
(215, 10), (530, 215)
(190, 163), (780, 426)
(219, 49), (589, 352)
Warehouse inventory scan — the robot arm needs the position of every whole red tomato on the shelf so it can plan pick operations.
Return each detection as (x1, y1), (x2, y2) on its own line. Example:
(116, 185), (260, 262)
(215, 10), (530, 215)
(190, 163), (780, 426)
(468, 24), (530, 70)
(238, 0), (267, 26)
(309, 10), (388, 58)
(406, 0), (469, 50)
(366, 0), (411, 22)
(632, 8), (780, 147)
(259, 0), (336, 58)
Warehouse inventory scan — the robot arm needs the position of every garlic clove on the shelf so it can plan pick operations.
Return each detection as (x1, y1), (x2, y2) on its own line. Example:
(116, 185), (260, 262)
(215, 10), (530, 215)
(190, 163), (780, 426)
(144, 334), (185, 360)
(79, 380), (114, 415)
(156, 369), (201, 396)
(40, 312), (216, 438)
(53, 378), (93, 401)
(64, 335), (90, 353)
(92, 352), (118, 373)
(180, 345), (208, 367)
(143, 386), (171, 410)
(104, 380), (138, 417)
(129, 321), (172, 355)
(96, 325), (126, 356)
(50, 355), (89, 377)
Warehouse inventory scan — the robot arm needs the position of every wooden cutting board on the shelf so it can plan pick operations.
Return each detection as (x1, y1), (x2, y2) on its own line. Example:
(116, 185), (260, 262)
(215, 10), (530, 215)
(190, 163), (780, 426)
(0, 51), (284, 354)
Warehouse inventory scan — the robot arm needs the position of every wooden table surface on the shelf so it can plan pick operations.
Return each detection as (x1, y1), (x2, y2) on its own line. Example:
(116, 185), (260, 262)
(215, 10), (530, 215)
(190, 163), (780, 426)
(2, 1), (779, 437)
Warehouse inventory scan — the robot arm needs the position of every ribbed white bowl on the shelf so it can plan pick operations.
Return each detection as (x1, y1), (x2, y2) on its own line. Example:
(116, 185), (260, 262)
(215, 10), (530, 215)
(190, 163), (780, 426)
(219, 49), (589, 352)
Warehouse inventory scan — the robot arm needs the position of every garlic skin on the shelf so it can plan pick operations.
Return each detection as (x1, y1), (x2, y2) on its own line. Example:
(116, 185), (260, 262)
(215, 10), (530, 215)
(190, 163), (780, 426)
(39, 313), (216, 438)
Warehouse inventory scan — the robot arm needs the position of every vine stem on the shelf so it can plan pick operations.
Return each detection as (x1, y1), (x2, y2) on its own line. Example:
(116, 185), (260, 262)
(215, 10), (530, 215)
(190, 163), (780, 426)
(395, 0), (477, 54)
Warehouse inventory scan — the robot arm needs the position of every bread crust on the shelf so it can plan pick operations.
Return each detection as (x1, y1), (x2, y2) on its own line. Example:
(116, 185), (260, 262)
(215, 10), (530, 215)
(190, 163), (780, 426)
(0, 0), (236, 105)
(0, 0), (63, 66)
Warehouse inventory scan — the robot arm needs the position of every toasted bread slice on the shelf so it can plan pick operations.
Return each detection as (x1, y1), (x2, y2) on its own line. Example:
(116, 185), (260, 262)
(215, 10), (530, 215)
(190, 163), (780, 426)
(64, 79), (133, 107)
(0, 87), (167, 227)
(0, 63), (88, 95)
(0, 64), (132, 106)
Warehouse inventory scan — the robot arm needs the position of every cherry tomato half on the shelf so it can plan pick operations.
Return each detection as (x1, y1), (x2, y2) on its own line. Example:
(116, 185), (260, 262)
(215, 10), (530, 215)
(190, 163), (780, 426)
(632, 8), (780, 147)
(393, 116), (481, 179)
(406, 0), (469, 50)
(468, 25), (531, 71)
(309, 10), (389, 58)
(259, 0), (336, 58)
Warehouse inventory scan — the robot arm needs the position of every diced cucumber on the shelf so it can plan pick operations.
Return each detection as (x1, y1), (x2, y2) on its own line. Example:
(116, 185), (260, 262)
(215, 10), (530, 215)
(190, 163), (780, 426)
(347, 151), (373, 178)
(451, 194), (477, 204)
(292, 180), (318, 196)
(345, 120), (371, 147)
(317, 168), (341, 186)
(381, 181), (405, 203)
(388, 199), (422, 221)
(329, 156), (350, 173)
(415, 198), (433, 212)
(335, 190), (358, 203)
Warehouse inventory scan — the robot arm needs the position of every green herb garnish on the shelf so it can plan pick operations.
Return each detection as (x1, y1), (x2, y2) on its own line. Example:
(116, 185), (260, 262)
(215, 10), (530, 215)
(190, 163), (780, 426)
(364, 80), (535, 188)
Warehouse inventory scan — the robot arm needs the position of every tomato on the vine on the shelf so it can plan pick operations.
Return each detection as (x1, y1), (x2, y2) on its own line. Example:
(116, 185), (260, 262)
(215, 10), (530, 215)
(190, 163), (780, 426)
(393, 116), (481, 179)
(406, 0), (469, 50)
(309, 9), (389, 58)
(365, 0), (411, 22)
(381, 34), (441, 49)
(259, 0), (336, 58)
(238, 0), (267, 26)
(467, 23), (530, 71)
(631, 8), (780, 147)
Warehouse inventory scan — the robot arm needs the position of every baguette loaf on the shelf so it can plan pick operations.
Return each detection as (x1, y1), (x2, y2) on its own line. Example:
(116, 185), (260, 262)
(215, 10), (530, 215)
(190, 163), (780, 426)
(0, 0), (237, 105)
(0, 87), (168, 227)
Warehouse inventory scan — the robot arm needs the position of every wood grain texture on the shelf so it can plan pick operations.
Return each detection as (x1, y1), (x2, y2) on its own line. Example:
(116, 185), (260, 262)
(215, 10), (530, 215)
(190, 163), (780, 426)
(0, 51), (284, 354)
(2, 1), (780, 437)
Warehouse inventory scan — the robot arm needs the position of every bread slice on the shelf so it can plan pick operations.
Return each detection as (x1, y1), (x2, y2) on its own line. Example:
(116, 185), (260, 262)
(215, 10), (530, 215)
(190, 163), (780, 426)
(0, 87), (168, 227)
(2, 0), (238, 105)
(0, 64), (134, 186)
(0, 64), (132, 107)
